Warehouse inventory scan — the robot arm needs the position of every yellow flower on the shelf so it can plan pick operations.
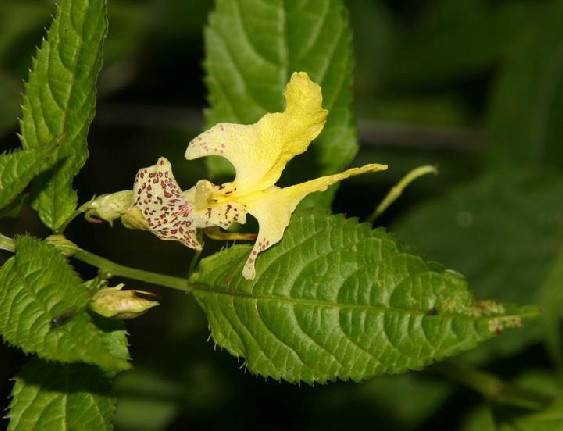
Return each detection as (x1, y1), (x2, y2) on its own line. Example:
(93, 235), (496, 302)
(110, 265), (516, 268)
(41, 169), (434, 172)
(132, 72), (387, 279)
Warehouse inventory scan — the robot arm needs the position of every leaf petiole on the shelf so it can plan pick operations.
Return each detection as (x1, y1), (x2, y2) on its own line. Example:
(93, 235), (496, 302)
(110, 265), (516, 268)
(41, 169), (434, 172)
(0, 233), (193, 293)
(56, 198), (98, 233)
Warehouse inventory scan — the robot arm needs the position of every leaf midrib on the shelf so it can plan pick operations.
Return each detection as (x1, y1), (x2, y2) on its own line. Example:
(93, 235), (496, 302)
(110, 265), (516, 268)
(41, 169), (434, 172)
(192, 282), (529, 321)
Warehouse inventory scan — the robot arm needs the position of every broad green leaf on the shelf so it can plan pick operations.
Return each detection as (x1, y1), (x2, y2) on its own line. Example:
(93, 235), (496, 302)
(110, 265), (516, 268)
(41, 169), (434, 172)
(0, 236), (130, 372)
(487, 1), (563, 170)
(20, 0), (108, 231)
(8, 359), (116, 431)
(92, 314), (131, 365)
(0, 143), (58, 210)
(204, 0), (357, 206)
(6, 319), (129, 431)
(190, 212), (538, 383)
(395, 170), (563, 360)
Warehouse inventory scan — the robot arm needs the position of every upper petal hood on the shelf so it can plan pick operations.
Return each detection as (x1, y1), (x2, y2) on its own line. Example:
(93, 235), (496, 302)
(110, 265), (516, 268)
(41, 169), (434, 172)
(185, 72), (328, 195)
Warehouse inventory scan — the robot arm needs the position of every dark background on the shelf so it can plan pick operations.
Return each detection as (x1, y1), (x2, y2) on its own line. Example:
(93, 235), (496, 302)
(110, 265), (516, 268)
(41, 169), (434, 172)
(1, 0), (561, 430)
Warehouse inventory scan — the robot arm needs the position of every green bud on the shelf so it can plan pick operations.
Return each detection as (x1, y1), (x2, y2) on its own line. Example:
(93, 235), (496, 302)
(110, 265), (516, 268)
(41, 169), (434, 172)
(85, 190), (134, 226)
(45, 235), (78, 257)
(90, 284), (158, 319)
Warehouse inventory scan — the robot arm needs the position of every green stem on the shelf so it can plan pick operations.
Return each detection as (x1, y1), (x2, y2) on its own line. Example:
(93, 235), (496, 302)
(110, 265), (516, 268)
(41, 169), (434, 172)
(73, 248), (193, 292)
(56, 199), (96, 233)
(367, 165), (438, 224)
(0, 233), (192, 293)
(432, 361), (553, 410)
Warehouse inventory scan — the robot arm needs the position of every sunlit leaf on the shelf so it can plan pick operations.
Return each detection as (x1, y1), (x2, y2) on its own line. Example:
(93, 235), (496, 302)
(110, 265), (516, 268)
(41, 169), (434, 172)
(20, 0), (108, 230)
(0, 236), (130, 371)
(7, 360), (116, 431)
(191, 212), (538, 383)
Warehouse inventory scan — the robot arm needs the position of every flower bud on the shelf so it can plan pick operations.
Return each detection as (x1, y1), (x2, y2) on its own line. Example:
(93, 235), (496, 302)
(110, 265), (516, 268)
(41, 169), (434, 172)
(85, 190), (134, 226)
(90, 284), (158, 319)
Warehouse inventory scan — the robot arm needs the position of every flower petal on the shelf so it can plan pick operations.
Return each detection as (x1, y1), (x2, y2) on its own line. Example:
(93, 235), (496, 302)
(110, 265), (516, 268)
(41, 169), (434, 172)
(182, 181), (247, 229)
(133, 157), (201, 250)
(192, 202), (247, 230)
(239, 163), (388, 279)
(185, 72), (328, 195)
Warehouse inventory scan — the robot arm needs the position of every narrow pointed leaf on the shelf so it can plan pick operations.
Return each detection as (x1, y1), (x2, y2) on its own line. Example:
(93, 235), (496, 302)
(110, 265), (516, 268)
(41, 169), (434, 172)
(0, 143), (58, 211)
(7, 360), (116, 431)
(20, 0), (108, 230)
(0, 236), (130, 372)
(191, 212), (538, 383)
(205, 0), (356, 206)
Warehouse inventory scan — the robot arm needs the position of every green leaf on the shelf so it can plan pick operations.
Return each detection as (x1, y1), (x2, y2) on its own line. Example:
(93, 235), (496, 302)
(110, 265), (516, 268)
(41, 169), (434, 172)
(395, 170), (563, 360)
(7, 359), (116, 431)
(0, 236), (130, 372)
(0, 194), (26, 219)
(487, 1), (563, 170)
(190, 212), (538, 383)
(0, 143), (58, 211)
(20, 0), (108, 231)
(204, 0), (357, 206)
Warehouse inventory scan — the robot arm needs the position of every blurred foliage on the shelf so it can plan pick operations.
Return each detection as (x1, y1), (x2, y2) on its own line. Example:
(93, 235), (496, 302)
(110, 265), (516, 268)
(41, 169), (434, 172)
(1, 0), (563, 430)
(486, 0), (563, 170)
(396, 170), (563, 361)
(461, 371), (563, 431)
